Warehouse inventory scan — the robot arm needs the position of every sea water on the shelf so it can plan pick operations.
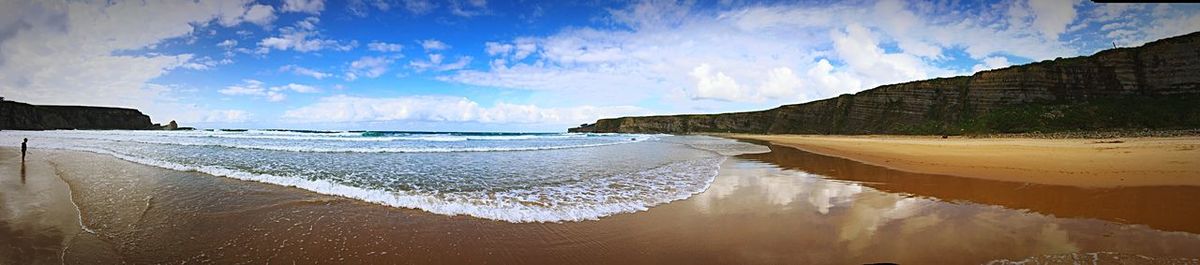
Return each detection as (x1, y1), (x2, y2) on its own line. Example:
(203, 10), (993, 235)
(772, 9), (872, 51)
(0, 130), (767, 222)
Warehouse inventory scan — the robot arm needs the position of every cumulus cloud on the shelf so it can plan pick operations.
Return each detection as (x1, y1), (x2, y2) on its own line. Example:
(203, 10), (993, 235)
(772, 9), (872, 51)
(690, 64), (743, 101)
(272, 83), (321, 94)
(179, 56), (233, 71)
(402, 0), (438, 15)
(283, 95), (646, 124)
(345, 56), (396, 80)
(347, 0), (404, 17)
(282, 0), (325, 14)
(152, 105), (253, 124)
(258, 17), (356, 53)
(409, 39), (471, 72)
(347, 0), (486, 17)
(367, 41), (404, 52)
(445, 0), (1197, 114)
(217, 39), (238, 49)
(484, 42), (513, 55)
(218, 80), (319, 102)
(242, 4), (277, 26)
(972, 56), (1013, 72)
(420, 39), (450, 51)
(447, 1), (912, 106)
(0, 0), (271, 124)
(411, 53), (472, 72)
(280, 64), (333, 79)
(1028, 0), (1081, 39)
(448, 0), (490, 17)
(200, 110), (253, 123)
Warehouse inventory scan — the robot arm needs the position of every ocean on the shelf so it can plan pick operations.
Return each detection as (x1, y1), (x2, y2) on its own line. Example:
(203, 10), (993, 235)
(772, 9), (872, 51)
(0, 129), (767, 222)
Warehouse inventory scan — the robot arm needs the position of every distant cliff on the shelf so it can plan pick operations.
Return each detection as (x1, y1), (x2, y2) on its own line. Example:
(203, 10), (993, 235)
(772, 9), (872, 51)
(0, 99), (156, 130)
(571, 32), (1200, 135)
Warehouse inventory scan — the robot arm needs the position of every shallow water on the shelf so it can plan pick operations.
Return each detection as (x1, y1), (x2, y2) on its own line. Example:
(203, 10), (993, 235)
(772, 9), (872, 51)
(0, 130), (767, 222)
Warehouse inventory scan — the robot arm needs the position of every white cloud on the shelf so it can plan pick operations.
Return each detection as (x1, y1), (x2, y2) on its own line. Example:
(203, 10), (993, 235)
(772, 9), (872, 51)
(1140, 4), (1200, 45)
(1028, 0), (1080, 39)
(690, 64), (743, 101)
(758, 67), (805, 100)
(218, 79), (268, 96)
(403, 0), (437, 15)
(411, 53), (472, 72)
(481, 38), (538, 68)
(1092, 3), (1140, 23)
(282, 0), (325, 14)
(201, 110), (253, 123)
(258, 17), (355, 53)
(447, 0), (1196, 114)
(179, 56), (232, 70)
(271, 83), (321, 93)
(972, 56), (1012, 72)
(265, 92), (287, 102)
(420, 39), (450, 51)
(283, 95), (646, 124)
(219, 80), (318, 102)
(448, 0), (490, 17)
(830, 24), (944, 88)
(484, 42), (513, 55)
(345, 56), (395, 80)
(870, 0), (943, 59)
(242, 4), (277, 27)
(367, 41), (404, 52)
(347, 0), (404, 16)
(281, 64), (333, 79)
(446, 2), (934, 108)
(217, 39), (238, 49)
(0, 0), (258, 115)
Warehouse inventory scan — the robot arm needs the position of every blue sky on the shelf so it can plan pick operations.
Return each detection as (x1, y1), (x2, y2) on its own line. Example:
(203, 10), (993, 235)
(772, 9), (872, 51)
(1, 0), (1198, 132)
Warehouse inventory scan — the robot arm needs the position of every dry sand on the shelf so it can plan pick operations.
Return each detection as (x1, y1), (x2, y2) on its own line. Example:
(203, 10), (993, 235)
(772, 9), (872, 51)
(723, 134), (1200, 187)
(4, 147), (1200, 264)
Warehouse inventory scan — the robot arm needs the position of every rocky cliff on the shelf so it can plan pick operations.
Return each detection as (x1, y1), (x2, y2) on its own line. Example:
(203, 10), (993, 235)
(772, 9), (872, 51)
(0, 100), (155, 130)
(572, 32), (1200, 135)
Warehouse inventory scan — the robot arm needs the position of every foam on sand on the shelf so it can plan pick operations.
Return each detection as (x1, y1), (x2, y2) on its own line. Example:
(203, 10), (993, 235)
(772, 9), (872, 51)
(58, 146), (725, 223)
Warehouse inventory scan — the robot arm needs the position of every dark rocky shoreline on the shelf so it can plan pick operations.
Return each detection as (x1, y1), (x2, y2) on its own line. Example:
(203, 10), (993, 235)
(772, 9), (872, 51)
(0, 99), (171, 130)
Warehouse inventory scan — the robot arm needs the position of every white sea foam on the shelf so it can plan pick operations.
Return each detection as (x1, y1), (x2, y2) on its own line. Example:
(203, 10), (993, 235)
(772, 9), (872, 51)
(16, 130), (657, 153)
(0, 130), (732, 223)
(87, 137), (650, 153)
(37, 144), (724, 223)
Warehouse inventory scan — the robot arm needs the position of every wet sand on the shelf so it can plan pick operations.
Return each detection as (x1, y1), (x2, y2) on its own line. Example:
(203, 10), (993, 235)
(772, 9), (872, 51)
(3, 147), (1200, 264)
(724, 134), (1200, 187)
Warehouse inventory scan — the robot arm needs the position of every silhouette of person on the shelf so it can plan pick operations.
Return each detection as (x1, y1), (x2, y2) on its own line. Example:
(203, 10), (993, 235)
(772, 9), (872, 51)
(21, 138), (27, 162)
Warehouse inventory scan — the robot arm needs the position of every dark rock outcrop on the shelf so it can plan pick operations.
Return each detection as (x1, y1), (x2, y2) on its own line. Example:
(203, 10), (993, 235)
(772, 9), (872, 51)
(571, 32), (1200, 134)
(1, 100), (156, 130)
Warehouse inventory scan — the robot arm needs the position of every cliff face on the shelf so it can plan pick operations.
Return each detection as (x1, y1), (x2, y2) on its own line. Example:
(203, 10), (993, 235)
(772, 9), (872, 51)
(573, 32), (1200, 134)
(1, 100), (154, 130)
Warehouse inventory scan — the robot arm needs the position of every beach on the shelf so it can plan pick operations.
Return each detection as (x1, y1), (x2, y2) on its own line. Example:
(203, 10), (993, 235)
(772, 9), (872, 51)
(723, 134), (1200, 187)
(5, 140), (1200, 264)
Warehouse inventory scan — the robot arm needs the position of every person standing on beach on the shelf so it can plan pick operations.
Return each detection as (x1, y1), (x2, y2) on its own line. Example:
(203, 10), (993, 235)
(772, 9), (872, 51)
(21, 138), (27, 162)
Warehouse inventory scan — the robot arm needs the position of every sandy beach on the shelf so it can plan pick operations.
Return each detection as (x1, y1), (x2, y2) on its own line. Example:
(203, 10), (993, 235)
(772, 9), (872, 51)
(723, 134), (1200, 187)
(5, 145), (1200, 264)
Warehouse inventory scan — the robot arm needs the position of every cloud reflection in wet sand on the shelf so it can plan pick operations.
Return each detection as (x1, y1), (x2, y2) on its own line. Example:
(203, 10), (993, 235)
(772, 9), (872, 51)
(684, 146), (1200, 263)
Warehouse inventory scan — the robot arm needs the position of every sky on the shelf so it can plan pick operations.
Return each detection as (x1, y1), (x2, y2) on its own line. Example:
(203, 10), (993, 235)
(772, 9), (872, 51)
(1, 0), (1198, 132)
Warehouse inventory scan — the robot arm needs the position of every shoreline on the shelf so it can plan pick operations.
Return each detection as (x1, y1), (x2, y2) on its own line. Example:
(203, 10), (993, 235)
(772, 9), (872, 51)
(719, 134), (1200, 187)
(4, 146), (1200, 263)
